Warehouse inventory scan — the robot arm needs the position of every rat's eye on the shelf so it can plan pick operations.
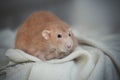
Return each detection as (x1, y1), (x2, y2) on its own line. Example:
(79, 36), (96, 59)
(57, 34), (62, 38)
(69, 32), (72, 37)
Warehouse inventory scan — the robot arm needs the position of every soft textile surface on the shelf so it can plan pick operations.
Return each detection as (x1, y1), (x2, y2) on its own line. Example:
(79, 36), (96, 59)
(0, 33), (120, 80)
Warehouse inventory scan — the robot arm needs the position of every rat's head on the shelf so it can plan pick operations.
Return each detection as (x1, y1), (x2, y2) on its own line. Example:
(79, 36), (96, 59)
(42, 22), (78, 53)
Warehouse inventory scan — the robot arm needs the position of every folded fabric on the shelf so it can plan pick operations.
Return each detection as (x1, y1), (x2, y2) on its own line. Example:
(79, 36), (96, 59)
(0, 34), (120, 80)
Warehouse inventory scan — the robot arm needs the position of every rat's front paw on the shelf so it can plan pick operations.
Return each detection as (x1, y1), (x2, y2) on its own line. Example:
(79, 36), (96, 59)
(57, 52), (70, 59)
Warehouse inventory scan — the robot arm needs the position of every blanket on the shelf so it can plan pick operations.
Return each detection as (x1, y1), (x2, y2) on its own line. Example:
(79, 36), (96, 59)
(0, 32), (120, 80)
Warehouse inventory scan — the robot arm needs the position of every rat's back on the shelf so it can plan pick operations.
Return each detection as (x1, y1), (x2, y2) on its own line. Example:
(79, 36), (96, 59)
(22, 11), (61, 27)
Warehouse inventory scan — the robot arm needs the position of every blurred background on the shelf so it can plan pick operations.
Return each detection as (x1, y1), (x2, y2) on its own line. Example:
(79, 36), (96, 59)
(0, 0), (120, 48)
(0, 0), (120, 66)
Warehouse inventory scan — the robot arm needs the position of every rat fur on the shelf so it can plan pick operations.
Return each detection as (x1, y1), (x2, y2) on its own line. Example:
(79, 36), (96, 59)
(15, 11), (78, 60)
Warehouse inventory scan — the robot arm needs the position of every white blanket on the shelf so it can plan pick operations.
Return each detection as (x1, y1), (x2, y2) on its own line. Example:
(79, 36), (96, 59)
(0, 34), (120, 80)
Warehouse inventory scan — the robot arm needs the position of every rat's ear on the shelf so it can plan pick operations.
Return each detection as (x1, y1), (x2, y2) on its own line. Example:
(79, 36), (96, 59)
(42, 30), (51, 40)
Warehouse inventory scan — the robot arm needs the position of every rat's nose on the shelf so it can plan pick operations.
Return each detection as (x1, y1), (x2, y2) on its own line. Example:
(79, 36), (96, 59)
(65, 39), (73, 50)
(67, 45), (71, 49)
(66, 44), (72, 50)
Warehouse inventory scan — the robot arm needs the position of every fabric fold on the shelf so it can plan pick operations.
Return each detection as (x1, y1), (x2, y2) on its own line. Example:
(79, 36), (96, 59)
(0, 33), (120, 80)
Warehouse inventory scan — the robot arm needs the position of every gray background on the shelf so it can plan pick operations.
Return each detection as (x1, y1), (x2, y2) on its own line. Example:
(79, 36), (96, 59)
(0, 0), (120, 66)
(0, 0), (120, 49)
(0, 0), (120, 32)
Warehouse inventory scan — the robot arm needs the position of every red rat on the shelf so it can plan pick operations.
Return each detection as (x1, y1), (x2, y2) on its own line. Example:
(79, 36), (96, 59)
(15, 11), (78, 61)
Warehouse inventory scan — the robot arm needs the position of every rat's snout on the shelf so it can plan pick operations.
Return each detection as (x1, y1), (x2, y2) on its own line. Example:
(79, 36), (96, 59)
(66, 44), (72, 49)
(65, 39), (73, 50)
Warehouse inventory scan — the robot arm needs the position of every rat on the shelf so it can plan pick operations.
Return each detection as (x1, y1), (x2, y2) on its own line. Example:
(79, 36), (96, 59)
(15, 11), (78, 61)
